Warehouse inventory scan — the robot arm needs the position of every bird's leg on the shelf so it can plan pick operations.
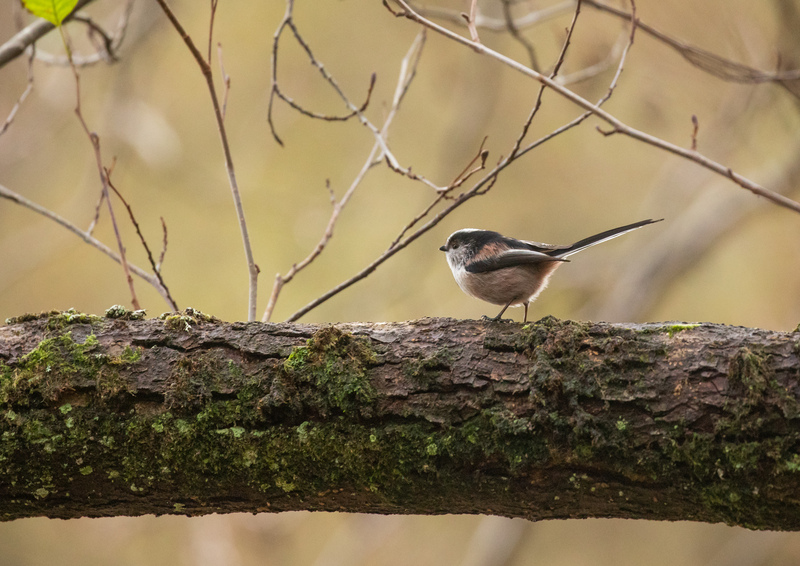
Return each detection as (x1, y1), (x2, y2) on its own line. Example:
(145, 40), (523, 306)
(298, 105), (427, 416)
(492, 299), (515, 321)
(523, 302), (529, 323)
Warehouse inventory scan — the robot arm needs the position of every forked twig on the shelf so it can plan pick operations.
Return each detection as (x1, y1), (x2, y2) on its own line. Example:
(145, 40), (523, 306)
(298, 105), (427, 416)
(0, 183), (176, 308)
(262, 30), (427, 321)
(510, 0), (583, 159)
(386, 0), (800, 214)
(268, 1), (377, 146)
(154, 0), (260, 320)
(106, 172), (178, 309)
(462, 0), (481, 44)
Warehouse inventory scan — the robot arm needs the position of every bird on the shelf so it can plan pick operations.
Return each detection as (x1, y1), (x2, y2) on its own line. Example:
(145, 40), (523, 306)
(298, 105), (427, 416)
(439, 218), (662, 322)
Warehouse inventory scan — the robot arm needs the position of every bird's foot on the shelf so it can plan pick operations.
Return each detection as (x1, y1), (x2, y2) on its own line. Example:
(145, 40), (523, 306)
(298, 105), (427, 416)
(481, 315), (515, 323)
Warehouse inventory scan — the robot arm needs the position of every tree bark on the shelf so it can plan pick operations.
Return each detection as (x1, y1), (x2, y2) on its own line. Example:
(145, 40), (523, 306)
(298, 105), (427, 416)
(1, 309), (799, 529)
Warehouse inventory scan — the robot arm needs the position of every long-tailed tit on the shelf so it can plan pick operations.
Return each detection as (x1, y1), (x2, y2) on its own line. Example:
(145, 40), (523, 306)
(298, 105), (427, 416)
(439, 218), (662, 322)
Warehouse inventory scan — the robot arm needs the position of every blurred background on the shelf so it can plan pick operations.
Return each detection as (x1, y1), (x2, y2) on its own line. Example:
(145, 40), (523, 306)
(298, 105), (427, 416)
(1, 0), (800, 564)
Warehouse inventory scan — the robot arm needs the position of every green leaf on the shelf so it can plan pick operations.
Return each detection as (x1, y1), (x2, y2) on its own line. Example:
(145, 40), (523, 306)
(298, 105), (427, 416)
(22, 0), (80, 26)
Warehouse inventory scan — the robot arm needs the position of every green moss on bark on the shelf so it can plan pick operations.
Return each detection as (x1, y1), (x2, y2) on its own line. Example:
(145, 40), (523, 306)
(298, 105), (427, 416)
(283, 326), (377, 416)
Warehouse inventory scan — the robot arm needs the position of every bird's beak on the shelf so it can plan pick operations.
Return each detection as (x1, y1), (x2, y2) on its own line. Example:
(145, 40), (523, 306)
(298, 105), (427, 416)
(439, 245), (447, 252)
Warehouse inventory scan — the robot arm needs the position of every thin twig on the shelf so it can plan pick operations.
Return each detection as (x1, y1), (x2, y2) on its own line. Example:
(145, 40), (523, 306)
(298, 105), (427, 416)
(510, 0), (583, 159)
(500, 0), (539, 70)
(0, 45), (35, 136)
(448, 137), (490, 192)
(268, 1), (376, 145)
(691, 115), (699, 151)
(157, 217), (169, 272)
(155, 0), (259, 320)
(387, 0), (800, 214)
(208, 0), (219, 65)
(411, 0), (574, 33)
(106, 171), (178, 309)
(461, 0), (481, 44)
(217, 42), (230, 122)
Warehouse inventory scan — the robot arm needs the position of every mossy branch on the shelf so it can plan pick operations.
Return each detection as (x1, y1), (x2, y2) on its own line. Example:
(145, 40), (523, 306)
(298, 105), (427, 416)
(1, 310), (800, 530)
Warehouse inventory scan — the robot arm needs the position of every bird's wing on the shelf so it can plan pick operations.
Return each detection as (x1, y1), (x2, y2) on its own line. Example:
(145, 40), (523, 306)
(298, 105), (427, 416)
(520, 240), (570, 255)
(465, 248), (566, 273)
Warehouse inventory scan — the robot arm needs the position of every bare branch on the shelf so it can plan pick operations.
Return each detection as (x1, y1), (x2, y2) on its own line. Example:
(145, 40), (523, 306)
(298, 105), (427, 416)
(0, 183), (175, 307)
(410, 0), (800, 95)
(387, 0), (800, 215)
(154, 0), (259, 321)
(582, 0), (800, 95)
(0, 46), (35, 137)
(208, 0), (219, 65)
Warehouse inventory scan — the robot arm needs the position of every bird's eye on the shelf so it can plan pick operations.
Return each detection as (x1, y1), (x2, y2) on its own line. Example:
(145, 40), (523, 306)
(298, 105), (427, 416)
(451, 243), (460, 249)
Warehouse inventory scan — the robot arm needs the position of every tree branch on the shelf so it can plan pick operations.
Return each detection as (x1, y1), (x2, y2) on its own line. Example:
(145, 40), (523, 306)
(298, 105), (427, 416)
(386, 0), (800, 215)
(1, 312), (800, 530)
(0, 183), (177, 310)
(0, 0), (100, 69)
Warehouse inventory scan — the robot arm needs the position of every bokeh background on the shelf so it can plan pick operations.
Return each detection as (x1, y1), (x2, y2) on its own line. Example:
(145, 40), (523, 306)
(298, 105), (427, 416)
(1, 0), (800, 564)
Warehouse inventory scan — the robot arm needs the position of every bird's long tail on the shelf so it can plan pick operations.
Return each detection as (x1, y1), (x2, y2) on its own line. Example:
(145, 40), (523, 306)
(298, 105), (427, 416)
(555, 218), (663, 259)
